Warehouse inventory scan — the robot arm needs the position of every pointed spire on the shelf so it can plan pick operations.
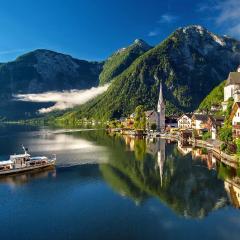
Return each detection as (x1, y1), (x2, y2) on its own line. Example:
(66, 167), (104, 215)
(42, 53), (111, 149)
(157, 81), (163, 112)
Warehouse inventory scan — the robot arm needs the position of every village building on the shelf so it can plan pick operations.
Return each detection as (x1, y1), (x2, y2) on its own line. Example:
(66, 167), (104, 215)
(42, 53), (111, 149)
(145, 110), (159, 131)
(230, 102), (240, 139)
(222, 66), (240, 111)
(177, 114), (192, 129)
(165, 116), (178, 129)
(145, 81), (165, 131)
(191, 114), (209, 135)
(206, 116), (224, 140)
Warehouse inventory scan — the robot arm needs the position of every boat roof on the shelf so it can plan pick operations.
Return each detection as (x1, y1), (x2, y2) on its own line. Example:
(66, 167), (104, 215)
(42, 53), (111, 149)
(30, 156), (47, 161)
(0, 160), (13, 165)
(10, 154), (30, 159)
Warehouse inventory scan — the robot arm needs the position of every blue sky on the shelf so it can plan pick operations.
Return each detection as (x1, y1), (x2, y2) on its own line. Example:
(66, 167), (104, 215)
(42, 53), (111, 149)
(0, 0), (239, 62)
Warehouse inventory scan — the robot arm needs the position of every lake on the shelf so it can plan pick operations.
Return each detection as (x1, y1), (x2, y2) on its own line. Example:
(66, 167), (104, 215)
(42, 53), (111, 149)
(0, 125), (240, 240)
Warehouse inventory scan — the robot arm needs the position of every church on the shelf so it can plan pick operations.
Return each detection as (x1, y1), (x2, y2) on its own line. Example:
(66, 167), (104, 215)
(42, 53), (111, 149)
(145, 82), (165, 131)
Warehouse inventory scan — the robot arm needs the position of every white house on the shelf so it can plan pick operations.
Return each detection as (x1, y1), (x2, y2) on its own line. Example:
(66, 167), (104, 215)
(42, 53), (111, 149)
(177, 114), (192, 129)
(191, 114), (208, 135)
(222, 66), (240, 111)
(230, 102), (240, 139)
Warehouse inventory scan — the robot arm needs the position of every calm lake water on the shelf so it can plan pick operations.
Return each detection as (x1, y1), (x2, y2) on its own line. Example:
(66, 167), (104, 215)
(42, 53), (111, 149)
(0, 125), (240, 240)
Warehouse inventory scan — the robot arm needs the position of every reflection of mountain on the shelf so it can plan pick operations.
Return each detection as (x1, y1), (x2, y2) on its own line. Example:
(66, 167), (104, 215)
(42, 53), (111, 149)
(98, 136), (229, 218)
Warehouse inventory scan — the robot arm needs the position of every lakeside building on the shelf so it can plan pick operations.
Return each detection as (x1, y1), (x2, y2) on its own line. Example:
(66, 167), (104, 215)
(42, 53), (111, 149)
(145, 81), (165, 131)
(191, 114), (208, 135)
(177, 114), (192, 129)
(230, 102), (240, 138)
(222, 66), (240, 111)
(206, 116), (224, 140)
(145, 110), (159, 130)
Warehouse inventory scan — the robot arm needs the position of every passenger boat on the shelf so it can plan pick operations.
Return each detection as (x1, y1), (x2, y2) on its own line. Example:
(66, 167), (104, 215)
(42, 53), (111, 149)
(0, 145), (56, 175)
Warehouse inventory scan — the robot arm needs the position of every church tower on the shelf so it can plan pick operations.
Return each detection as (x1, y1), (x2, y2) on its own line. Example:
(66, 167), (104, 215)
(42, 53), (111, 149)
(157, 82), (165, 131)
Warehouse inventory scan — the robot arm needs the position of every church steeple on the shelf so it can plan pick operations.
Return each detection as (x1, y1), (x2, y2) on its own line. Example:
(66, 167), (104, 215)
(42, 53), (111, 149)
(157, 82), (164, 113)
(157, 81), (165, 131)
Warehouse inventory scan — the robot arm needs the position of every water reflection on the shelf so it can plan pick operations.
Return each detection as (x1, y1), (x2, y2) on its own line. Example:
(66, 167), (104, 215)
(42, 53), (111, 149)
(1, 126), (240, 219)
(0, 168), (56, 187)
(101, 134), (240, 217)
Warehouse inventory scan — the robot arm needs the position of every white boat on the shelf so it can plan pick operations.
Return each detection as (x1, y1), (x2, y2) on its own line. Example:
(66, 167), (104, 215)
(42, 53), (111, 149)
(0, 145), (56, 176)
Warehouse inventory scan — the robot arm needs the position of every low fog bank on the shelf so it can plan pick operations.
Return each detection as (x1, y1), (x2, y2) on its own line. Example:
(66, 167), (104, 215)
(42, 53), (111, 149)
(14, 84), (110, 113)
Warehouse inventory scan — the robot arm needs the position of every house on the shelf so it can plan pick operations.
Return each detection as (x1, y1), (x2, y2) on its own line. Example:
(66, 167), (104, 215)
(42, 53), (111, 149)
(230, 102), (240, 138)
(191, 114), (209, 135)
(177, 114), (192, 129)
(211, 104), (222, 113)
(206, 116), (224, 140)
(222, 66), (240, 111)
(165, 116), (178, 129)
(145, 110), (159, 130)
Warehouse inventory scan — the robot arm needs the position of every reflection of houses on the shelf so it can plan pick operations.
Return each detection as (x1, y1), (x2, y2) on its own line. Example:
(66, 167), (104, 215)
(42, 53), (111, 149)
(191, 114), (208, 135)
(177, 141), (192, 155)
(222, 66), (240, 111)
(224, 179), (240, 208)
(230, 102), (240, 138)
(178, 114), (192, 129)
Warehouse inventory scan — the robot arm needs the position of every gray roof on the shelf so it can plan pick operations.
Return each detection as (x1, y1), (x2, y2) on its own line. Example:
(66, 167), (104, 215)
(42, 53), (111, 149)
(192, 114), (208, 121)
(226, 72), (240, 86)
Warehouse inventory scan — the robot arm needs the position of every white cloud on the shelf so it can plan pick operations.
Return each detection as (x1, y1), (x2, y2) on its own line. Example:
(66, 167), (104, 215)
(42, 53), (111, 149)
(201, 0), (240, 38)
(148, 29), (160, 37)
(215, 0), (240, 25)
(14, 84), (110, 114)
(158, 14), (178, 23)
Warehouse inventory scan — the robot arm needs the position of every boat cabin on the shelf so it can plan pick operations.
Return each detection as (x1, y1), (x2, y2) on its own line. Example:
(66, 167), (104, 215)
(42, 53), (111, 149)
(10, 153), (30, 169)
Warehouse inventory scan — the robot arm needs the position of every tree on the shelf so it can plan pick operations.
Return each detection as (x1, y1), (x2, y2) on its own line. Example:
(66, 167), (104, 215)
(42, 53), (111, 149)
(236, 138), (240, 160)
(134, 105), (146, 130)
(219, 125), (232, 142)
(202, 131), (211, 141)
(151, 123), (157, 131)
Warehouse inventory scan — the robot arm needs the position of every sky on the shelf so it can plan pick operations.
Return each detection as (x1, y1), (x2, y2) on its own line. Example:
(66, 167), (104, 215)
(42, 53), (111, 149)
(0, 0), (240, 62)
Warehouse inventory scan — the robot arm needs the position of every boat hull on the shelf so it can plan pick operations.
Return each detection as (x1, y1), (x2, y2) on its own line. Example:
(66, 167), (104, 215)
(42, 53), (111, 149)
(0, 161), (56, 176)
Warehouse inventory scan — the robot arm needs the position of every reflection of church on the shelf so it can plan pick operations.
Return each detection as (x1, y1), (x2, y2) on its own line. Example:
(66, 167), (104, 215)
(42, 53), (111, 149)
(156, 138), (165, 187)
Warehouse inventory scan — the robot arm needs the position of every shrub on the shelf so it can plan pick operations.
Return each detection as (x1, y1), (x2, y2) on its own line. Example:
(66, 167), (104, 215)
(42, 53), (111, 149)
(226, 143), (237, 155)
(202, 131), (211, 141)
(220, 143), (227, 151)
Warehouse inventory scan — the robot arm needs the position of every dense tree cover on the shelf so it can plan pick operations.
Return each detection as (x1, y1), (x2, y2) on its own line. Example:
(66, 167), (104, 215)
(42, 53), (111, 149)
(57, 26), (240, 124)
(133, 105), (146, 130)
(99, 39), (152, 85)
(198, 81), (226, 112)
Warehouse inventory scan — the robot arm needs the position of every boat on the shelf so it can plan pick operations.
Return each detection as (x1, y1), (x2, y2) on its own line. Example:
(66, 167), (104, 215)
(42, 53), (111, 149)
(0, 145), (56, 176)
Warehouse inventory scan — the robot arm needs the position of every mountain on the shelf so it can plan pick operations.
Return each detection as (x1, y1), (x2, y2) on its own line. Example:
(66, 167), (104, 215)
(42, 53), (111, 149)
(99, 39), (152, 85)
(198, 80), (226, 112)
(58, 25), (240, 123)
(0, 49), (103, 119)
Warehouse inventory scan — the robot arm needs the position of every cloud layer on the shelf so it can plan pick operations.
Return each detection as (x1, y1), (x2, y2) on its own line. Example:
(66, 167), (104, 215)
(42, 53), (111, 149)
(15, 84), (110, 114)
